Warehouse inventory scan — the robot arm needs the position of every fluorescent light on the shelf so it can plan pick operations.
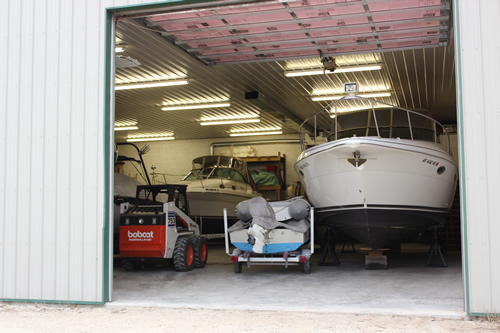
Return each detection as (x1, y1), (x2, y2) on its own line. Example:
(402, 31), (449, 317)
(230, 131), (282, 137)
(312, 92), (391, 101)
(162, 103), (230, 111)
(285, 65), (382, 77)
(115, 79), (188, 90)
(115, 46), (125, 53)
(200, 118), (260, 126)
(114, 126), (138, 131)
(126, 137), (174, 142)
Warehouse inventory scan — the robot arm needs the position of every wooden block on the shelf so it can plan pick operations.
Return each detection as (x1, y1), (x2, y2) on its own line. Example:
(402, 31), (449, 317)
(365, 255), (388, 270)
(360, 248), (388, 256)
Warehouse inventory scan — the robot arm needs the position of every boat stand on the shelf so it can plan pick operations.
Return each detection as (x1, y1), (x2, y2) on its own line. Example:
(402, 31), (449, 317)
(341, 240), (356, 253)
(426, 226), (447, 267)
(318, 228), (340, 266)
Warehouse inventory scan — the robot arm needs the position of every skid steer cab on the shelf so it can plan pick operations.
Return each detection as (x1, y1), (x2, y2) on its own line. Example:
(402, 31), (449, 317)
(119, 184), (208, 272)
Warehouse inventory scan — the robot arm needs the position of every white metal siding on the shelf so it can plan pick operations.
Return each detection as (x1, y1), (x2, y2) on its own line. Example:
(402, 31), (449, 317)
(0, 0), (118, 303)
(455, 0), (500, 314)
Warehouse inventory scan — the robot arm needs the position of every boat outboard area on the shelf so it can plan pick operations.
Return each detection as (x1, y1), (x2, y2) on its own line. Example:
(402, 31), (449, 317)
(225, 196), (314, 273)
(294, 83), (458, 257)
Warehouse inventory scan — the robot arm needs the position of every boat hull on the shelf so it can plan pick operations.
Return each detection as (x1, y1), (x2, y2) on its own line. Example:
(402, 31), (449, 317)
(295, 137), (458, 249)
(182, 180), (259, 236)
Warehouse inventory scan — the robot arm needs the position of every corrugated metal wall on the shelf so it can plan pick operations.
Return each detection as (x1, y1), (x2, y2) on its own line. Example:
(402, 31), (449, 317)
(454, 0), (500, 314)
(0, 0), (112, 303)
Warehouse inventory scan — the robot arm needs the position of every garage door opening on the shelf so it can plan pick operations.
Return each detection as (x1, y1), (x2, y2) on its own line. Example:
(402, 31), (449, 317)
(108, 0), (463, 317)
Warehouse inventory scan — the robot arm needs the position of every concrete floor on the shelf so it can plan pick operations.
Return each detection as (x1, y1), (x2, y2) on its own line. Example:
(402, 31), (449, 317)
(110, 242), (465, 318)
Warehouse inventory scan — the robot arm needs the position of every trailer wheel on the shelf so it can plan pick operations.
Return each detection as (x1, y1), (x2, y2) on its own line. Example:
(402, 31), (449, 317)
(233, 261), (242, 273)
(303, 259), (311, 274)
(173, 237), (195, 271)
(122, 259), (141, 272)
(193, 236), (208, 268)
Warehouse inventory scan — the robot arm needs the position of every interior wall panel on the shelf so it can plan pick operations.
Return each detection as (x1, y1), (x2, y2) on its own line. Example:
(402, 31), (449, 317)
(455, 0), (500, 314)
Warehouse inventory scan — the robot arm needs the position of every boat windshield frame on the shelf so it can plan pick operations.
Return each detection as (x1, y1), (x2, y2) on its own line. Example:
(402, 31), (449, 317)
(181, 155), (257, 190)
(298, 96), (452, 155)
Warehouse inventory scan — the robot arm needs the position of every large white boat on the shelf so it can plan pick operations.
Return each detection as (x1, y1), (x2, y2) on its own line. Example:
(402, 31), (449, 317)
(180, 155), (260, 236)
(294, 84), (458, 249)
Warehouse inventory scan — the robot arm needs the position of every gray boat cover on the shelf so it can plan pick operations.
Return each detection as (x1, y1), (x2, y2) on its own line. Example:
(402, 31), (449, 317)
(228, 196), (310, 233)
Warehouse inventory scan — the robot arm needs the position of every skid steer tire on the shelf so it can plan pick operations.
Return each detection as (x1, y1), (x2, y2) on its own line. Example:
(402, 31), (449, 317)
(193, 236), (208, 268)
(122, 259), (141, 272)
(173, 237), (195, 272)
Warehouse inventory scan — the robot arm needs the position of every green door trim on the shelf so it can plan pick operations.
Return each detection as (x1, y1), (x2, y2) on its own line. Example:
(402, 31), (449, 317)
(452, 0), (470, 315)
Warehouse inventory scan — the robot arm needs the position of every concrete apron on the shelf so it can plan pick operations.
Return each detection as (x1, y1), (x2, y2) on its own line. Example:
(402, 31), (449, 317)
(109, 242), (465, 318)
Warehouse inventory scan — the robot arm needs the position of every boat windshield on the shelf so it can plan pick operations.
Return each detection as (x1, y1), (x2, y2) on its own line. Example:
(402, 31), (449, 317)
(298, 96), (451, 154)
(327, 108), (438, 142)
(182, 155), (251, 184)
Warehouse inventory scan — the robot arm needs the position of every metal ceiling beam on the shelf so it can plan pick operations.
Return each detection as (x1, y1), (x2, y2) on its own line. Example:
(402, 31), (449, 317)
(186, 28), (447, 54)
(169, 15), (450, 44)
(194, 34), (447, 59)
(147, 0), (449, 26)
(149, 4), (450, 33)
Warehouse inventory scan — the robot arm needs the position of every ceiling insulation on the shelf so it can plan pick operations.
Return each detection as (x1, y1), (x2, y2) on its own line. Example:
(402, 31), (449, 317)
(142, 0), (451, 65)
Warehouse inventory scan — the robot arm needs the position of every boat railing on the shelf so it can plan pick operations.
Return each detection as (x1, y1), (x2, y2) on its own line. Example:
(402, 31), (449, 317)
(299, 96), (452, 155)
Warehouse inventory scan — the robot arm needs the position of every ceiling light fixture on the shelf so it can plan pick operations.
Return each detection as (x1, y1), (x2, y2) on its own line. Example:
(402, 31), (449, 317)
(126, 137), (175, 142)
(115, 46), (125, 53)
(114, 126), (139, 131)
(115, 79), (188, 90)
(162, 103), (230, 111)
(200, 118), (260, 126)
(312, 92), (391, 101)
(284, 65), (382, 77)
(230, 131), (282, 137)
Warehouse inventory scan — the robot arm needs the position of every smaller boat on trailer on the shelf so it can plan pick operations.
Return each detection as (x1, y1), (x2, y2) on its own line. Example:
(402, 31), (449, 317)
(294, 83), (458, 250)
(225, 196), (314, 273)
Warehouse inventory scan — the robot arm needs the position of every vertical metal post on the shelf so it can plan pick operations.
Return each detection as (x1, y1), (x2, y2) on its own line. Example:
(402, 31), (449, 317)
(335, 106), (338, 141)
(407, 111), (414, 140)
(224, 208), (230, 255)
(310, 207), (315, 254)
(372, 103), (381, 137)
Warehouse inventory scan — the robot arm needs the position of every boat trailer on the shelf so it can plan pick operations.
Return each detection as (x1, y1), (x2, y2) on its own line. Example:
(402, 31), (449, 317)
(223, 197), (314, 273)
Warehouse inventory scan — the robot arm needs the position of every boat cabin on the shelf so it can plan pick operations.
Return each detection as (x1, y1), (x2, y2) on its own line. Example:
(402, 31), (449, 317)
(182, 155), (257, 190)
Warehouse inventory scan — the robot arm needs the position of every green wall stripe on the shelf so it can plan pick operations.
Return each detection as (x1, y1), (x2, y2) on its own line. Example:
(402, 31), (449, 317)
(0, 298), (105, 305)
(102, 8), (114, 304)
(453, 0), (470, 315)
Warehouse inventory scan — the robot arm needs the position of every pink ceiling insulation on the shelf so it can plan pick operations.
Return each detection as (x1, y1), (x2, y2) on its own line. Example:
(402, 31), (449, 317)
(225, 13), (293, 26)
(145, 0), (451, 65)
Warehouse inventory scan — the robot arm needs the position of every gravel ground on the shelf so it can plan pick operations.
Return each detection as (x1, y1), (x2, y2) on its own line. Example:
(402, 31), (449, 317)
(1, 303), (499, 332)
